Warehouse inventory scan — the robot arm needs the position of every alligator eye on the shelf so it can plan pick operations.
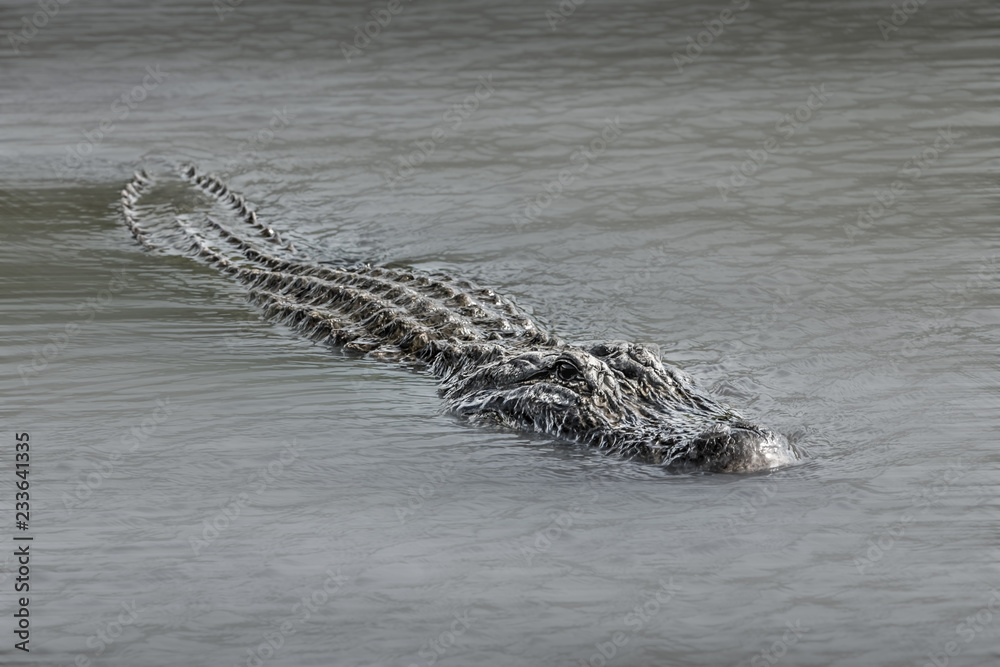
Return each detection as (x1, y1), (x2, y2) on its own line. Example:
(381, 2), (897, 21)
(554, 360), (581, 382)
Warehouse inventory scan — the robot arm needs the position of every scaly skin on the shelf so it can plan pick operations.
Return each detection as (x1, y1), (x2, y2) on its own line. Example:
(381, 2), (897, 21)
(118, 165), (798, 472)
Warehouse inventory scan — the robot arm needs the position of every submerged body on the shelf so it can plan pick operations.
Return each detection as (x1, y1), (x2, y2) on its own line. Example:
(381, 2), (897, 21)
(119, 165), (798, 473)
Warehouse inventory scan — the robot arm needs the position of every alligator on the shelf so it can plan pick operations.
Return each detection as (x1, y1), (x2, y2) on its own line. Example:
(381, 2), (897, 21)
(118, 165), (799, 473)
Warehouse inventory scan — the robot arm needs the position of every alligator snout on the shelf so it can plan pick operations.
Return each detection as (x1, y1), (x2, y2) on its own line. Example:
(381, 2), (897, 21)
(681, 422), (794, 473)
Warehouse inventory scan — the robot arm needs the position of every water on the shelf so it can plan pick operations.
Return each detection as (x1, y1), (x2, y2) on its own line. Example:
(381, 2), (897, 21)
(2, 1), (999, 665)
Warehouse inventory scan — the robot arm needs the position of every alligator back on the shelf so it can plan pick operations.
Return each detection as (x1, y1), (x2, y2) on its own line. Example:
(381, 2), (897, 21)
(120, 166), (559, 371)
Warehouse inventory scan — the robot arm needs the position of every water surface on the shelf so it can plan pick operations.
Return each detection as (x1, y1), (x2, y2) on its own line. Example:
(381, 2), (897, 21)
(1, 1), (999, 665)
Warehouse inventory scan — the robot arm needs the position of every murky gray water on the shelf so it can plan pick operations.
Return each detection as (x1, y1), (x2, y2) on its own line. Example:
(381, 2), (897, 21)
(2, 1), (999, 665)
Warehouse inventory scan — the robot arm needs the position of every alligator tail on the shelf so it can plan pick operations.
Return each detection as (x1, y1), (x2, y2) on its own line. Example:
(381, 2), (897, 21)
(118, 165), (558, 366)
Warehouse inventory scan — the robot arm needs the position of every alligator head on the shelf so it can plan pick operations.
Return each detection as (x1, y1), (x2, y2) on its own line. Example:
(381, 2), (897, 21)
(442, 341), (797, 473)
